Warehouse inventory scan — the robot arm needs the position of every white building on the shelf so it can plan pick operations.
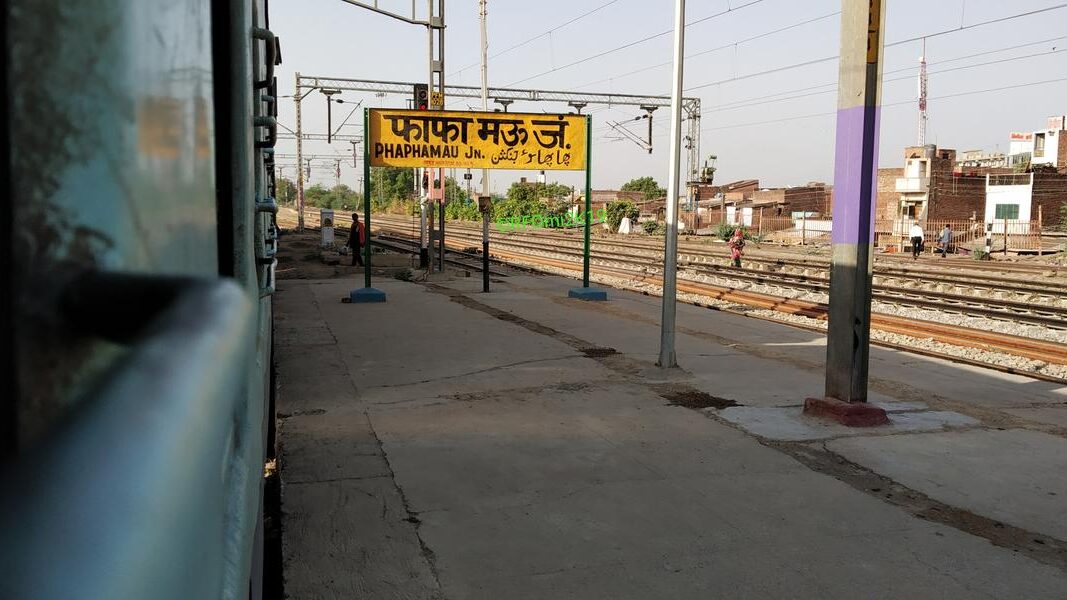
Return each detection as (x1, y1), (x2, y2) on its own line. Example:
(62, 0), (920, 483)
(1009, 116), (1066, 171)
(984, 173), (1033, 233)
(895, 145), (935, 224)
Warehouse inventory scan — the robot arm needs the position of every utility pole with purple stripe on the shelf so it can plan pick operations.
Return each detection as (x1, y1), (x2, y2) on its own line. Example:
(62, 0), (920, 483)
(805, 0), (889, 426)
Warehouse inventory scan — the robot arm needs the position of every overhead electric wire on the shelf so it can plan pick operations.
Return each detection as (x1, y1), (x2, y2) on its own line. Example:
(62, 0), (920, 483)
(597, 74), (1067, 139)
(684, 2), (1067, 92)
(698, 76), (1067, 132)
(709, 35), (1067, 112)
(706, 47), (1067, 115)
(504, 0), (768, 87)
(574, 10), (841, 91)
(448, 0), (623, 77)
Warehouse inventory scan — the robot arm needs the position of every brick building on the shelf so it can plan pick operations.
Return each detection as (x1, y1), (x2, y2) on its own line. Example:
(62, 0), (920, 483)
(750, 183), (832, 217)
(1032, 172), (1067, 228)
(876, 145), (986, 228)
(692, 180), (759, 207)
(586, 189), (645, 213)
(876, 167), (904, 222)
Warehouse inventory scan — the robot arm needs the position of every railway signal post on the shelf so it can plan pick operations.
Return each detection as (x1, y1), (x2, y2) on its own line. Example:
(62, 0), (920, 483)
(805, 0), (889, 425)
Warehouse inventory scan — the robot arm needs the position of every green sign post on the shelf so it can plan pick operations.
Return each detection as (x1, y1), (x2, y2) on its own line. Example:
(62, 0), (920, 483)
(349, 108), (386, 302)
(568, 115), (607, 301)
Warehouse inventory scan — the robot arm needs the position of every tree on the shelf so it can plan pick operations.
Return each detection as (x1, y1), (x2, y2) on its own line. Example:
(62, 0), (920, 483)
(444, 177), (483, 221)
(496, 180), (575, 219)
(304, 184), (330, 208)
(370, 166), (416, 204)
(276, 177), (295, 204)
(621, 176), (666, 200)
(302, 184), (361, 210)
(605, 201), (639, 232)
(445, 176), (468, 205)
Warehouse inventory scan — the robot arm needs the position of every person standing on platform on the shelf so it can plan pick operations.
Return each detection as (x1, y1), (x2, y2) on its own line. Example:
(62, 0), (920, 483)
(728, 227), (745, 268)
(348, 213), (365, 267)
(938, 224), (952, 258)
(909, 222), (924, 260)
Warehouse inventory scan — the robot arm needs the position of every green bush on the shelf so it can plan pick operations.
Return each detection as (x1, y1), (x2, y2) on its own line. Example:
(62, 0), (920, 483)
(972, 248), (991, 261)
(495, 196), (546, 220)
(605, 201), (639, 233)
(445, 199), (483, 221)
(717, 223), (758, 241)
(643, 220), (660, 235)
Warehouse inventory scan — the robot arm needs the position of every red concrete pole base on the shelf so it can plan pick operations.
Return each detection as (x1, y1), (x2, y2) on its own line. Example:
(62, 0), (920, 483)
(803, 397), (889, 427)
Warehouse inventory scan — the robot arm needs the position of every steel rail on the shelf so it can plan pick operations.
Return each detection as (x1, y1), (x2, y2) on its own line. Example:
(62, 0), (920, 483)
(376, 222), (1067, 329)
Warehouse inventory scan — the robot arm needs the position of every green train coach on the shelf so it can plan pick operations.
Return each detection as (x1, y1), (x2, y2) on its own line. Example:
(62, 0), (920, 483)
(2, 1), (281, 598)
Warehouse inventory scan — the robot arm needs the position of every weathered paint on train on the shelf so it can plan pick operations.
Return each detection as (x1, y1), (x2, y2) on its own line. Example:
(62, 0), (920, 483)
(1, 1), (279, 598)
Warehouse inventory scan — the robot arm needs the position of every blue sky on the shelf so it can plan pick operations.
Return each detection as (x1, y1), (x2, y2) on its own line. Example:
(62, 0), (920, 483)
(271, 0), (1067, 194)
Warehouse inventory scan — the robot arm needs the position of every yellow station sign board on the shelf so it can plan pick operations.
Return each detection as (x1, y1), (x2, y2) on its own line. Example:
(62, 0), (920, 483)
(368, 109), (587, 171)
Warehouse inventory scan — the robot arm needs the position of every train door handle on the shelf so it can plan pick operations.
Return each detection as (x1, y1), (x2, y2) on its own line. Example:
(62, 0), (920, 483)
(254, 116), (276, 149)
(251, 28), (276, 89)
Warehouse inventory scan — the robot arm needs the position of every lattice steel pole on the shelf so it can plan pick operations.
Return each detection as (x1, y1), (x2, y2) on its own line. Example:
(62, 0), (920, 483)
(295, 72), (305, 231)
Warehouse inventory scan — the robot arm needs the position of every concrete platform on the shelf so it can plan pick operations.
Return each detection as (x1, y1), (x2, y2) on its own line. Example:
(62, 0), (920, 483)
(274, 271), (1067, 599)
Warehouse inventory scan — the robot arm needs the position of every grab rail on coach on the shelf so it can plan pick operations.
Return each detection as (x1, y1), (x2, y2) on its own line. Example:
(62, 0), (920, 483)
(0, 273), (258, 600)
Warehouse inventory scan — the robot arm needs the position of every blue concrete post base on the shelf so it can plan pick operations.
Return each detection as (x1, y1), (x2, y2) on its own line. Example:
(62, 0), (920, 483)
(568, 287), (607, 301)
(350, 287), (387, 303)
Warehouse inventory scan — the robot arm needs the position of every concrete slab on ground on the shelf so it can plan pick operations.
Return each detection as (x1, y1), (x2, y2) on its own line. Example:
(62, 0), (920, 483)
(826, 429), (1067, 540)
(438, 276), (909, 409)
(719, 406), (979, 441)
(275, 275), (1067, 599)
(1003, 406), (1067, 429)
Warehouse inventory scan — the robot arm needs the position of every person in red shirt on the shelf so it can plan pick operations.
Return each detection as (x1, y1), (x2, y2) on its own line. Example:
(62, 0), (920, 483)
(347, 213), (365, 266)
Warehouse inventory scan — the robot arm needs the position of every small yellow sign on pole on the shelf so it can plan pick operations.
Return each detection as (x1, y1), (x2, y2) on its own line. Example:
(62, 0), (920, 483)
(368, 109), (588, 171)
(429, 91), (445, 109)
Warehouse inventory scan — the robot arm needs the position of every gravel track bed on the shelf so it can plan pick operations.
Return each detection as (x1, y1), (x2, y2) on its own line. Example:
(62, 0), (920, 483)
(485, 242), (1067, 343)
(678, 269), (1067, 344)
(485, 253), (1066, 381)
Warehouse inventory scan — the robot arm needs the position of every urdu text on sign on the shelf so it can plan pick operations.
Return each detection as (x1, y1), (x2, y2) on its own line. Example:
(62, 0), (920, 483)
(368, 109), (588, 171)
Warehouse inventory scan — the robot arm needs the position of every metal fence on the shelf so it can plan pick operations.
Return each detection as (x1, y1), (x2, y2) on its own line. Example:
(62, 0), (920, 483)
(682, 212), (1050, 253)
(875, 219), (1047, 254)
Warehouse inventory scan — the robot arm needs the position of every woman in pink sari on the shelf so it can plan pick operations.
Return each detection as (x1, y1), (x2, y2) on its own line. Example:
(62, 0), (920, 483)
(728, 228), (745, 268)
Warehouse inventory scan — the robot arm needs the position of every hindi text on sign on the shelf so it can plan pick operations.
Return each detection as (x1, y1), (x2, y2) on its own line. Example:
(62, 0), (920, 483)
(369, 109), (587, 171)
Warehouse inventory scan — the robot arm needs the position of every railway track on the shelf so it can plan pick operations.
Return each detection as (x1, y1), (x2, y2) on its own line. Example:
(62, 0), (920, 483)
(359, 217), (1067, 374)
(373, 218), (1067, 331)
(289, 210), (1067, 373)
(433, 219), (1067, 291)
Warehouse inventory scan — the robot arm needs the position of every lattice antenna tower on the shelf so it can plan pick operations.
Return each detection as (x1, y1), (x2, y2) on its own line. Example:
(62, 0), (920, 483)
(918, 39), (928, 146)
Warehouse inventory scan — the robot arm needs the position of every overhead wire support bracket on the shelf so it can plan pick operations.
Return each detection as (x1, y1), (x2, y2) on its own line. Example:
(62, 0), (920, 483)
(294, 73), (703, 211)
(337, 0), (430, 26)
(606, 121), (651, 153)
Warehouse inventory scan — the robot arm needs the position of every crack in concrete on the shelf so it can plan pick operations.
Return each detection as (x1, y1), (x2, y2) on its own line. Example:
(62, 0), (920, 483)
(366, 416), (446, 599)
(371, 354), (580, 389)
(770, 439), (1067, 573)
(285, 474), (391, 486)
(286, 283), (446, 598)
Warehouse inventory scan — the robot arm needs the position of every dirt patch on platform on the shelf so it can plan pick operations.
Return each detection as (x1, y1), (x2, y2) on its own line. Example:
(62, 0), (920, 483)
(276, 228), (416, 280)
(659, 388), (739, 409)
